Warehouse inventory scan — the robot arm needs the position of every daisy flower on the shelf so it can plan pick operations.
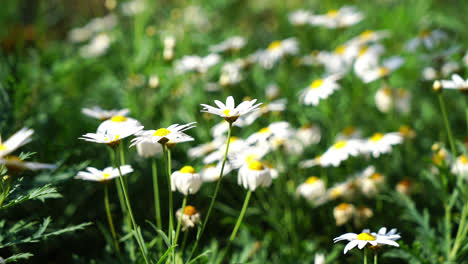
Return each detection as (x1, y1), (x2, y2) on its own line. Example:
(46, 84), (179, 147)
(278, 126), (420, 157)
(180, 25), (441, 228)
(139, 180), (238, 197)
(362, 132), (403, 158)
(299, 155), (322, 168)
(353, 44), (385, 77)
(374, 85), (393, 113)
(353, 206), (373, 227)
(451, 155), (468, 179)
(203, 137), (247, 164)
(97, 115), (142, 134)
(131, 122), (195, 146)
(405, 29), (447, 51)
(327, 180), (357, 201)
(201, 96), (262, 123)
(336, 126), (363, 140)
(333, 203), (356, 226)
(200, 162), (233, 182)
(374, 227), (401, 241)
(296, 124), (321, 146)
(396, 179), (413, 195)
(175, 205), (201, 231)
(288, 10), (313, 26)
(334, 229), (399, 254)
(174, 54), (221, 74)
(296, 176), (327, 205)
(75, 165), (133, 182)
(230, 145), (269, 169)
(219, 61), (244, 86)
(359, 56), (404, 83)
(209, 36), (246, 53)
(440, 74), (468, 91)
(299, 74), (342, 106)
(255, 38), (299, 69)
(188, 139), (223, 159)
(320, 139), (362, 167)
(0, 156), (56, 174)
(316, 44), (359, 74)
(81, 106), (130, 121)
(171, 166), (203, 195)
(242, 98), (287, 126)
(246, 121), (293, 145)
(79, 33), (113, 59)
(80, 125), (143, 147)
(0, 127), (34, 158)
(309, 6), (364, 29)
(238, 160), (272, 191)
(135, 138), (163, 158)
(348, 30), (390, 46)
(355, 166), (385, 197)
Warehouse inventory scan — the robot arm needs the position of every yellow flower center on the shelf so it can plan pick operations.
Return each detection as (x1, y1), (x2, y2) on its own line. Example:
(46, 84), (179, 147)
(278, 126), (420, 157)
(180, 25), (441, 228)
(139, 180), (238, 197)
(342, 126), (355, 136)
(0, 144), (7, 151)
(183, 205), (198, 216)
(378, 67), (390, 77)
(335, 45), (346, 55)
(259, 127), (271, 134)
(419, 30), (430, 39)
(245, 154), (258, 163)
(306, 176), (319, 184)
(357, 232), (376, 241)
(222, 109), (231, 116)
(309, 79), (324, 89)
(399, 125), (411, 135)
(370, 173), (383, 180)
(267, 41), (282, 51)
(358, 46), (368, 57)
(327, 9), (339, 18)
(153, 128), (171, 137)
(102, 173), (111, 179)
(180, 165), (196, 174)
(248, 160), (265, 171)
(460, 155), (468, 164)
(382, 87), (392, 96)
(337, 202), (351, 210)
(110, 115), (127, 122)
(370, 133), (384, 142)
(360, 30), (374, 40)
(105, 135), (120, 142)
(330, 188), (342, 198)
(230, 137), (238, 143)
(333, 141), (347, 149)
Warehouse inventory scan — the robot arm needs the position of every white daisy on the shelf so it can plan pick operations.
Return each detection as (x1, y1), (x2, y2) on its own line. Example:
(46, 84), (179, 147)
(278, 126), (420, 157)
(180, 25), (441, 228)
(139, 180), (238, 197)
(97, 115), (142, 134)
(333, 203), (356, 226)
(135, 138), (163, 158)
(230, 145), (270, 169)
(75, 165), (133, 182)
(362, 132), (403, 158)
(203, 137), (247, 164)
(131, 122), (196, 146)
(299, 74), (342, 106)
(242, 98), (287, 126)
(80, 125), (143, 147)
(348, 30), (390, 46)
(171, 166), (203, 195)
(209, 36), (246, 53)
(246, 121), (293, 145)
(354, 206), (373, 227)
(296, 124), (321, 146)
(296, 176), (327, 205)
(174, 54), (221, 74)
(201, 96), (262, 123)
(288, 10), (313, 26)
(320, 139), (362, 167)
(0, 157), (56, 174)
(200, 162), (233, 182)
(353, 44), (385, 77)
(175, 205), (201, 231)
(440, 74), (468, 90)
(354, 166), (385, 197)
(359, 56), (404, 83)
(79, 33), (112, 59)
(336, 126), (363, 140)
(374, 85), (393, 113)
(238, 160), (272, 191)
(81, 106), (130, 121)
(334, 229), (399, 254)
(451, 155), (468, 179)
(255, 38), (299, 69)
(309, 6), (364, 29)
(0, 127), (34, 158)
(405, 29), (447, 51)
(299, 155), (322, 168)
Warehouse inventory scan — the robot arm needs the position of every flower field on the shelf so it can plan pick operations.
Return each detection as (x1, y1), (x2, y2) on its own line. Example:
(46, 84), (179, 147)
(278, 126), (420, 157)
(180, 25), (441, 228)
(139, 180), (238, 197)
(2, 0), (468, 263)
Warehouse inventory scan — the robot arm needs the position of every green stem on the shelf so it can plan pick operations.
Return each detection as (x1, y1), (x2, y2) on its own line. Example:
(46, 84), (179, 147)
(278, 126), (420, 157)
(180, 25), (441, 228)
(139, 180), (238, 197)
(180, 230), (189, 257)
(374, 252), (378, 264)
(152, 158), (162, 252)
(445, 203), (452, 259)
(174, 195), (188, 247)
(114, 148), (151, 264)
(438, 94), (457, 158)
(449, 203), (468, 260)
(186, 123), (233, 263)
(162, 145), (174, 262)
(104, 184), (121, 255)
(364, 248), (368, 264)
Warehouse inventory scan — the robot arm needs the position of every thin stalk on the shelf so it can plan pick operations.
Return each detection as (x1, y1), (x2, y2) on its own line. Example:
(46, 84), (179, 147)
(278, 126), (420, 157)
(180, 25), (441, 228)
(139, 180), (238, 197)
(152, 158), (162, 252)
(186, 123), (233, 263)
(449, 203), (468, 260)
(104, 184), (121, 254)
(364, 248), (368, 264)
(114, 148), (150, 264)
(162, 145), (175, 262)
(374, 253), (378, 264)
(220, 190), (253, 263)
(174, 196), (188, 247)
(438, 94), (457, 158)
(180, 230), (189, 257)
(445, 203), (452, 259)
